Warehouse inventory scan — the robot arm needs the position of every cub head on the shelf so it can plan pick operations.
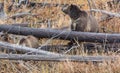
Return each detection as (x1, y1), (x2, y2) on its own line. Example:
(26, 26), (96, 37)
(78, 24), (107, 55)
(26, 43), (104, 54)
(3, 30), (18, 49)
(0, 31), (12, 42)
(62, 4), (81, 19)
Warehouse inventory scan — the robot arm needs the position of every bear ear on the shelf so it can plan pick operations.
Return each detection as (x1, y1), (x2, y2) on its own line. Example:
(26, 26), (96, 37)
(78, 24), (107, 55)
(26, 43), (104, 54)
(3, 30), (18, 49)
(69, 4), (75, 10)
(70, 4), (74, 8)
(70, 4), (78, 10)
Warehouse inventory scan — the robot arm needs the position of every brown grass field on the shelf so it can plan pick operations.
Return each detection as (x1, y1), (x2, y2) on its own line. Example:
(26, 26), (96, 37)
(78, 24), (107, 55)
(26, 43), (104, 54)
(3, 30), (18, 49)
(0, 0), (120, 73)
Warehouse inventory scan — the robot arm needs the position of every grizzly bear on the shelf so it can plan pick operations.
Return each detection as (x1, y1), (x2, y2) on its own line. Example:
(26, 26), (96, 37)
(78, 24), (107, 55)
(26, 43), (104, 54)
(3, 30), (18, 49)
(62, 4), (99, 53)
(62, 4), (98, 32)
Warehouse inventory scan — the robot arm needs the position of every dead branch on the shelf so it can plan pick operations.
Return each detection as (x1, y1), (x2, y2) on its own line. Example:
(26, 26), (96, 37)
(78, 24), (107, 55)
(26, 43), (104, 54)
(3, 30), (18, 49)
(0, 3), (6, 19)
(91, 9), (120, 17)
(0, 41), (60, 56)
(0, 41), (116, 62)
(27, 2), (80, 7)
(0, 25), (120, 43)
(0, 54), (117, 62)
(9, 23), (29, 27)
(87, 0), (92, 15)
(7, 12), (35, 19)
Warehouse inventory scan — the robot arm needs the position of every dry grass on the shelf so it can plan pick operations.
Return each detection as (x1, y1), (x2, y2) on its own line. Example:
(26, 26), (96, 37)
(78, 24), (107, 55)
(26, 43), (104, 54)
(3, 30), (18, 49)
(1, 59), (120, 73)
(0, 0), (120, 73)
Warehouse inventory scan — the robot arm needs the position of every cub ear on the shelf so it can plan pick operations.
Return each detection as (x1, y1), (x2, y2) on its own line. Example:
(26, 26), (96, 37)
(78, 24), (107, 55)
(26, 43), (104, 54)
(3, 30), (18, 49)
(70, 4), (77, 10)
(70, 4), (74, 8)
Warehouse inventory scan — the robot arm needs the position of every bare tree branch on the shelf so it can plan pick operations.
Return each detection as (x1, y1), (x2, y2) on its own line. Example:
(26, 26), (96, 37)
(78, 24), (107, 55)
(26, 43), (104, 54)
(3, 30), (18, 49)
(0, 54), (117, 62)
(7, 12), (36, 19)
(91, 9), (120, 17)
(87, 0), (93, 15)
(0, 41), (60, 56)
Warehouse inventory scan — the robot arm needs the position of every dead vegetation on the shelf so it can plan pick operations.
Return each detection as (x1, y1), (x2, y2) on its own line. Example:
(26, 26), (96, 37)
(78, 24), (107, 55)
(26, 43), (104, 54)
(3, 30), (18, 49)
(0, 0), (119, 73)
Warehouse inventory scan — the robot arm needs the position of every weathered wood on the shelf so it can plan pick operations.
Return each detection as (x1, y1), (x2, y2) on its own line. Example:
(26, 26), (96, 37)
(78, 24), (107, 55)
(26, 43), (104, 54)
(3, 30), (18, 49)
(0, 25), (120, 43)
(16, 1), (85, 8)
(0, 54), (117, 62)
(27, 2), (72, 7)
(0, 41), (117, 62)
(9, 23), (29, 27)
(0, 41), (60, 56)
(28, 2), (68, 7)
(0, 23), (29, 27)
(0, 2), (6, 19)
(7, 12), (36, 19)
(91, 9), (120, 17)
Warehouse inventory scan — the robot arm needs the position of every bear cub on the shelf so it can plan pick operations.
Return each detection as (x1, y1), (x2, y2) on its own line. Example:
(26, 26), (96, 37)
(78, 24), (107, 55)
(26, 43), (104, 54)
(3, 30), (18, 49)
(62, 4), (98, 32)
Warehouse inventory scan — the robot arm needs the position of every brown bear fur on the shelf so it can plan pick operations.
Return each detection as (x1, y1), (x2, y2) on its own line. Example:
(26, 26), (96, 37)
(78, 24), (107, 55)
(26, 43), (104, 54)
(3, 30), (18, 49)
(18, 35), (39, 48)
(62, 4), (99, 32)
(62, 5), (99, 53)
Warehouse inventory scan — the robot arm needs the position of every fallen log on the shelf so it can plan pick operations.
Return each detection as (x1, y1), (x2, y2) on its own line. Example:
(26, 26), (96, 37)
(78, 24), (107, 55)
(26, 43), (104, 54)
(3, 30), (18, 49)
(0, 41), (116, 62)
(0, 41), (60, 56)
(0, 25), (120, 43)
(0, 41), (118, 62)
(8, 23), (29, 27)
(0, 54), (117, 62)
